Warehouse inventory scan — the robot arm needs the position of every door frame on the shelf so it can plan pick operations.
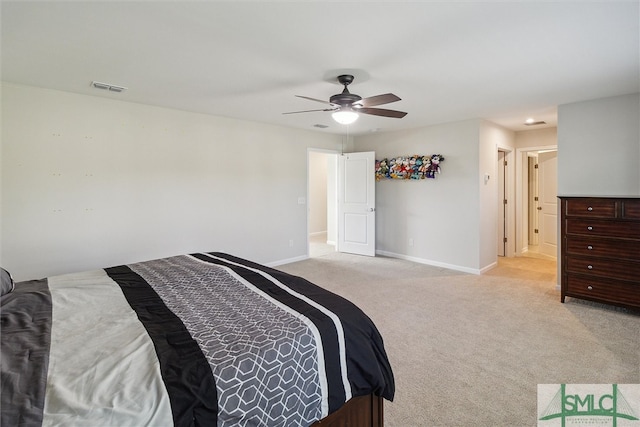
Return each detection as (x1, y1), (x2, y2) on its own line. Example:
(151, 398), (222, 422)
(497, 150), (506, 256)
(496, 146), (515, 258)
(514, 145), (558, 256)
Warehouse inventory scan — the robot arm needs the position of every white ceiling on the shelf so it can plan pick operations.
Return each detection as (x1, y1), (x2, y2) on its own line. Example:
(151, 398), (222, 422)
(2, 1), (638, 135)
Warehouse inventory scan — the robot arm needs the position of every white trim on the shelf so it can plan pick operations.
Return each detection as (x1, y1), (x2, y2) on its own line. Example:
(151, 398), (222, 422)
(266, 254), (308, 267)
(375, 250), (483, 275)
(479, 261), (498, 274)
(496, 146), (516, 258)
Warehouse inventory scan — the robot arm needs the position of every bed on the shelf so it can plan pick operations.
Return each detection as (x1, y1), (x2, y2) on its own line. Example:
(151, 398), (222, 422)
(1, 252), (394, 426)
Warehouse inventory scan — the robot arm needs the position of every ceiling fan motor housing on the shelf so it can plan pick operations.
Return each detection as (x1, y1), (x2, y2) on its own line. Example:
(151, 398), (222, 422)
(331, 74), (362, 107)
(330, 92), (362, 107)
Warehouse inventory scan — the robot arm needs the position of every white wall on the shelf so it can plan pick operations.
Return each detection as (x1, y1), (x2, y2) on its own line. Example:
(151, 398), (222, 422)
(354, 119), (514, 273)
(1, 83), (342, 280)
(308, 151), (328, 235)
(326, 154), (337, 245)
(479, 121), (516, 268)
(516, 127), (557, 150)
(355, 120), (486, 273)
(307, 150), (338, 244)
(558, 93), (640, 196)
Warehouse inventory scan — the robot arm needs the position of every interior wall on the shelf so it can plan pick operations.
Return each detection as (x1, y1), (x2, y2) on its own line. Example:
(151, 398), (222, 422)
(515, 127), (557, 150)
(1, 83), (342, 281)
(354, 119), (484, 273)
(479, 121), (516, 267)
(308, 151), (328, 235)
(558, 93), (640, 196)
(326, 155), (337, 245)
(307, 149), (337, 246)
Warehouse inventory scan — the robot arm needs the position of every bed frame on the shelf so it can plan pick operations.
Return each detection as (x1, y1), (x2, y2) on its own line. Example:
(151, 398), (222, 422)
(312, 394), (384, 426)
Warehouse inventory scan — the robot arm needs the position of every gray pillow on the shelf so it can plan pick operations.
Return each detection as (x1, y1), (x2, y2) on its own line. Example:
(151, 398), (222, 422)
(1, 268), (15, 296)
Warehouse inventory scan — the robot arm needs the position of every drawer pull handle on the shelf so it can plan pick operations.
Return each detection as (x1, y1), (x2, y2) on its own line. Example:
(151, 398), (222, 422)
(587, 206), (593, 211)
(587, 226), (593, 231)
(587, 245), (593, 250)
(587, 285), (593, 290)
(587, 265), (593, 270)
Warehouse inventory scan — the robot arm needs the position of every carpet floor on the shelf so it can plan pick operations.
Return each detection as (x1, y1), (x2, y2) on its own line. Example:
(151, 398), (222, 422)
(278, 241), (640, 427)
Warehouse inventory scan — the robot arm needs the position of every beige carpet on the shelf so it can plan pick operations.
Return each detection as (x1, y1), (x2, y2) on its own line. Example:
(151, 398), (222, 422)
(279, 245), (640, 427)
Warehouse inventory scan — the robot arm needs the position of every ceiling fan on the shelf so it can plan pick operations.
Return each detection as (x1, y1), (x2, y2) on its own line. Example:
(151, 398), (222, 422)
(283, 74), (407, 124)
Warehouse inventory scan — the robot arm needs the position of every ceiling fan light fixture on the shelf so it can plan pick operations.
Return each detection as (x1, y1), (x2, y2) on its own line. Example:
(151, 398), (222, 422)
(332, 110), (359, 125)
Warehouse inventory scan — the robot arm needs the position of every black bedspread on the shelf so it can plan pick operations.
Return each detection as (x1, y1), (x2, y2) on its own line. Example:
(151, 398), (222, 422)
(1, 252), (394, 427)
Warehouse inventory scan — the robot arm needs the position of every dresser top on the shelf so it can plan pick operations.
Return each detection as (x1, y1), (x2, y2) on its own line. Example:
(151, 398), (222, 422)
(558, 195), (640, 199)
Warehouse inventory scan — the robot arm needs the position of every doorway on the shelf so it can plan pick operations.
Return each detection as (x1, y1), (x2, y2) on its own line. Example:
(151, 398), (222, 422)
(518, 148), (558, 259)
(308, 150), (337, 257)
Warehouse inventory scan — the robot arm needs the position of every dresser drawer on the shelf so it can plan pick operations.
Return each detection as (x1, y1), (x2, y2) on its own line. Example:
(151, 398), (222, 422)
(566, 274), (640, 307)
(566, 236), (640, 260)
(623, 199), (640, 220)
(566, 256), (640, 282)
(565, 218), (640, 239)
(565, 198), (616, 218)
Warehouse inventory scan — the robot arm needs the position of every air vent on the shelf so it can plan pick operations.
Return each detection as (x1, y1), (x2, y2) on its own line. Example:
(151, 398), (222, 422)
(524, 120), (546, 126)
(313, 124), (329, 128)
(91, 81), (127, 93)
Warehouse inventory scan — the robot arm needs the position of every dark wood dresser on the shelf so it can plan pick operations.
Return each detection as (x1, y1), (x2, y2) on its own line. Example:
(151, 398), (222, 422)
(560, 196), (640, 310)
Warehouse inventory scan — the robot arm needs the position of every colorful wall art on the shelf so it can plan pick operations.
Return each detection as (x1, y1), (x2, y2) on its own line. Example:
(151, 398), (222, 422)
(375, 154), (445, 180)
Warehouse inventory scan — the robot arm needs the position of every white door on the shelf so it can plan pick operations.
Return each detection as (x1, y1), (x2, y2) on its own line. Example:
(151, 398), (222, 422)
(337, 152), (376, 256)
(538, 151), (558, 258)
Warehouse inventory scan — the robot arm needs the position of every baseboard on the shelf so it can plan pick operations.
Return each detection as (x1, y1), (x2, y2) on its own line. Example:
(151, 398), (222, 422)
(271, 250), (491, 275)
(375, 250), (482, 275)
(267, 254), (308, 267)
(479, 261), (498, 274)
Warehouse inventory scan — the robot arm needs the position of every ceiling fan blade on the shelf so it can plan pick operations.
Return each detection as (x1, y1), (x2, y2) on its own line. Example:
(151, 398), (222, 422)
(295, 95), (334, 105)
(358, 107), (407, 118)
(356, 93), (401, 107)
(282, 108), (337, 115)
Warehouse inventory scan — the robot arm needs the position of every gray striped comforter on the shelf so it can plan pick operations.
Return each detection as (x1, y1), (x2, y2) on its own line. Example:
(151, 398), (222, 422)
(1, 252), (394, 426)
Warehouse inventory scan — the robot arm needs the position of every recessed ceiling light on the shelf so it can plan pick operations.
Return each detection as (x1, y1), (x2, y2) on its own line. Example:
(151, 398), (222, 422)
(524, 119), (547, 126)
(91, 81), (127, 93)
